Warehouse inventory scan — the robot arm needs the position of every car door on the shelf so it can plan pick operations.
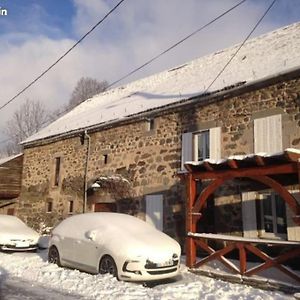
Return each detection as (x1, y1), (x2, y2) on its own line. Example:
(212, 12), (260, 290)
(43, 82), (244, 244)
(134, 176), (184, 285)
(72, 229), (104, 273)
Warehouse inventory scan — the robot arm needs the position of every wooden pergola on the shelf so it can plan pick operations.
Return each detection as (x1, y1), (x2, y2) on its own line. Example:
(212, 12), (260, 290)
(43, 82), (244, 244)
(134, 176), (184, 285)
(182, 149), (300, 282)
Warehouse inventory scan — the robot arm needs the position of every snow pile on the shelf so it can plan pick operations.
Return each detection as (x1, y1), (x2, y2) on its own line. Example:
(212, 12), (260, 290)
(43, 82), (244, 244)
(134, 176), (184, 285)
(0, 251), (294, 299)
(22, 22), (300, 145)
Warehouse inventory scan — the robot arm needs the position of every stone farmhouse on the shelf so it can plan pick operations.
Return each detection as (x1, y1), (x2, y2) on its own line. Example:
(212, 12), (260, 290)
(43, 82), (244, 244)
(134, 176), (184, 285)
(17, 22), (300, 245)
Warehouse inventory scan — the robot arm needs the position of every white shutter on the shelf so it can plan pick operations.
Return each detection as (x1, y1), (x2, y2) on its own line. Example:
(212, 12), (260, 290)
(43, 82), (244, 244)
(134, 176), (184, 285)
(254, 114), (282, 153)
(242, 192), (258, 238)
(209, 127), (221, 160)
(181, 132), (193, 170)
(146, 195), (163, 231)
(286, 192), (300, 241)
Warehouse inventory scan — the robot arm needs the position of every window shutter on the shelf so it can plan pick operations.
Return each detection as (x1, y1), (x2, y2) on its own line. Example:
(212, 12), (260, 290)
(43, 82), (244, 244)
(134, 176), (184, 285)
(181, 132), (193, 170)
(146, 195), (163, 231)
(242, 192), (258, 238)
(209, 127), (221, 160)
(254, 114), (282, 153)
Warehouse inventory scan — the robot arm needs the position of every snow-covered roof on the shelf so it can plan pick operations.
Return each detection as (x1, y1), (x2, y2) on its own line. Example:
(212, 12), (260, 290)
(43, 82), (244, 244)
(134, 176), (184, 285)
(23, 22), (300, 145)
(0, 153), (23, 166)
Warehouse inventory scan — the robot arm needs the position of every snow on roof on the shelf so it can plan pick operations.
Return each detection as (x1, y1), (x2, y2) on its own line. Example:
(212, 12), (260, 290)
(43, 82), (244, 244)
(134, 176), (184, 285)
(23, 22), (300, 145)
(0, 153), (23, 166)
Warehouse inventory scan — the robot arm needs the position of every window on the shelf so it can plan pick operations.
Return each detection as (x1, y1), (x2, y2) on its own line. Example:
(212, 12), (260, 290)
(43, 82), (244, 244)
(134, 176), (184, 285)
(46, 201), (53, 213)
(68, 200), (74, 214)
(103, 154), (108, 164)
(181, 127), (221, 170)
(54, 157), (61, 186)
(258, 193), (287, 238)
(194, 131), (209, 161)
(146, 118), (155, 131)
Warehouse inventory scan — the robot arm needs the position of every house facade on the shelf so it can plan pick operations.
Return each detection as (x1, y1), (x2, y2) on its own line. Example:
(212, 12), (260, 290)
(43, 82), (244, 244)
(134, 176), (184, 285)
(17, 23), (300, 243)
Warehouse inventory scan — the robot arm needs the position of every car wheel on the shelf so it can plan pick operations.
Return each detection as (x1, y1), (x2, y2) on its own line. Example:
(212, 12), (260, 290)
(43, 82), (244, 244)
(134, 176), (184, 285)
(48, 246), (61, 267)
(99, 255), (118, 278)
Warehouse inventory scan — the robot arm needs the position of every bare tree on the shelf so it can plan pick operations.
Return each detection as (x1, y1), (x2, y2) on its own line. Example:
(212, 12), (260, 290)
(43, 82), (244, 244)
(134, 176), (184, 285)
(67, 77), (108, 110)
(3, 99), (50, 155)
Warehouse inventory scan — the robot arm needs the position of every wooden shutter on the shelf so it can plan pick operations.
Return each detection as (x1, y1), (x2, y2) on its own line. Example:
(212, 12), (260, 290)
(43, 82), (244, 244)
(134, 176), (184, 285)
(181, 132), (193, 170)
(209, 127), (221, 160)
(254, 114), (282, 153)
(145, 195), (163, 231)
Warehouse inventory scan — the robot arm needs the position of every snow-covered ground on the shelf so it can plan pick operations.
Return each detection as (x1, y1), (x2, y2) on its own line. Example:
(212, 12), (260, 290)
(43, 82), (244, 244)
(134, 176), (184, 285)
(0, 249), (296, 300)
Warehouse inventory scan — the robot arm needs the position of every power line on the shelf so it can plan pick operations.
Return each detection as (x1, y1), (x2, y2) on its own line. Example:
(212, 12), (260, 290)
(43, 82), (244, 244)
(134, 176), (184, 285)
(0, 0), (126, 112)
(107, 0), (247, 88)
(204, 0), (277, 92)
(0, 0), (276, 147)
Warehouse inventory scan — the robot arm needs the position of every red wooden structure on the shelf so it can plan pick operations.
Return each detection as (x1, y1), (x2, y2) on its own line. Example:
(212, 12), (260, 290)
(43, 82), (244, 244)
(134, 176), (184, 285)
(181, 149), (300, 282)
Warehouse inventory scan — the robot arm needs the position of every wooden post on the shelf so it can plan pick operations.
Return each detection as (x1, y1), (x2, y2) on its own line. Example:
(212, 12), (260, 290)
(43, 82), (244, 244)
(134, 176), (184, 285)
(186, 173), (197, 268)
(237, 242), (247, 274)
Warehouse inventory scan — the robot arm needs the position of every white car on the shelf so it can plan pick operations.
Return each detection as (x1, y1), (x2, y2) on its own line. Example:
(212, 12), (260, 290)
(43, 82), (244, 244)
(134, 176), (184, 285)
(48, 213), (181, 281)
(0, 215), (40, 251)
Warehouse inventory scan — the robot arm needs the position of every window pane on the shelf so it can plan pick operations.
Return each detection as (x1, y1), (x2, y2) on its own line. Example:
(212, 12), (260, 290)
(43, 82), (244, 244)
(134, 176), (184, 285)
(54, 157), (61, 186)
(275, 195), (287, 234)
(196, 131), (209, 161)
(263, 195), (273, 233)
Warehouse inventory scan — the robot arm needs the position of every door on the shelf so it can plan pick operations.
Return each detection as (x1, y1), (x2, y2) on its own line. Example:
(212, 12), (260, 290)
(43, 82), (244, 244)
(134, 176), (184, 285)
(94, 203), (117, 212)
(145, 194), (163, 231)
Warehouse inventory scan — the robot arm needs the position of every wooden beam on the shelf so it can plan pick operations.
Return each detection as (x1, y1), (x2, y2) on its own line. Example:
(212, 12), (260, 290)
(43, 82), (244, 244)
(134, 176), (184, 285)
(254, 155), (265, 166)
(194, 239), (240, 274)
(248, 175), (300, 217)
(192, 178), (225, 214)
(244, 244), (300, 282)
(227, 159), (239, 169)
(191, 163), (297, 180)
(237, 242), (247, 274)
(186, 174), (197, 268)
(203, 161), (214, 171)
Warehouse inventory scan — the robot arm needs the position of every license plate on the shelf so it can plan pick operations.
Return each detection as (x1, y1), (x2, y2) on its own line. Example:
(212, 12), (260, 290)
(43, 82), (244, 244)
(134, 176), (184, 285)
(15, 242), (30, 248)
(157, 260), (173, 267)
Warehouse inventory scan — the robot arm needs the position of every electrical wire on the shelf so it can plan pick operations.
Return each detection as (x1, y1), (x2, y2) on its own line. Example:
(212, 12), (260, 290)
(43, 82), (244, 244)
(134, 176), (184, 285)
(107, 0), (247, 88)
(0, 0), (276, 147)
(204, 0), (277, 92)
(0, 0), (126, 112)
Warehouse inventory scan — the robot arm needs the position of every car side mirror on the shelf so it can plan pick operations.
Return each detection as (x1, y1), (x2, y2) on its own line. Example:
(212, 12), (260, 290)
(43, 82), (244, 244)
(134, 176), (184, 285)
(86, 230), (97, 241)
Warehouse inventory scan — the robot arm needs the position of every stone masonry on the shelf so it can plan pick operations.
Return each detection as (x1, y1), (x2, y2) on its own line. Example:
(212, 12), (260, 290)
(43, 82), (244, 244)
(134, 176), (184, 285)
(18, 73), (300, 241)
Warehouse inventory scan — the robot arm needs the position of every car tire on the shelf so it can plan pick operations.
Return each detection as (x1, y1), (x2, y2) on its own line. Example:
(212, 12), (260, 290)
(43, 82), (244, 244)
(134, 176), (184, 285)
(48, 246), (61, 267)
(99, 255), (118, 278)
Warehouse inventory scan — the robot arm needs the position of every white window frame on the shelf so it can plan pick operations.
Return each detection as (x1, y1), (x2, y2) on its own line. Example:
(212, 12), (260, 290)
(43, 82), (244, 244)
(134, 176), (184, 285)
(181, 127), (221, 170)
(258, 192), (287, 240)
(193, 130), (210, 162)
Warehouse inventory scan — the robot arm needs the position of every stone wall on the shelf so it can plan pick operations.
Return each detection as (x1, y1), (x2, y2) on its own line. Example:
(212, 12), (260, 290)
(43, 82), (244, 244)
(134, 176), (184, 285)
(18, 75), (300, 238)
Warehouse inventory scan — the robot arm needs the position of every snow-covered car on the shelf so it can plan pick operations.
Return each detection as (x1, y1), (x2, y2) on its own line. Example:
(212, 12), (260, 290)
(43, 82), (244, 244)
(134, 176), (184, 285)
(0, 215), (40, 251)
(48, 212), (181, 281)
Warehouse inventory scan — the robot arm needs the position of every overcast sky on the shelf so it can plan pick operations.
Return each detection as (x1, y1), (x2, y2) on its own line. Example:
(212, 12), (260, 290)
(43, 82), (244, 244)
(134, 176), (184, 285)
(0, 0), (299, 150)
